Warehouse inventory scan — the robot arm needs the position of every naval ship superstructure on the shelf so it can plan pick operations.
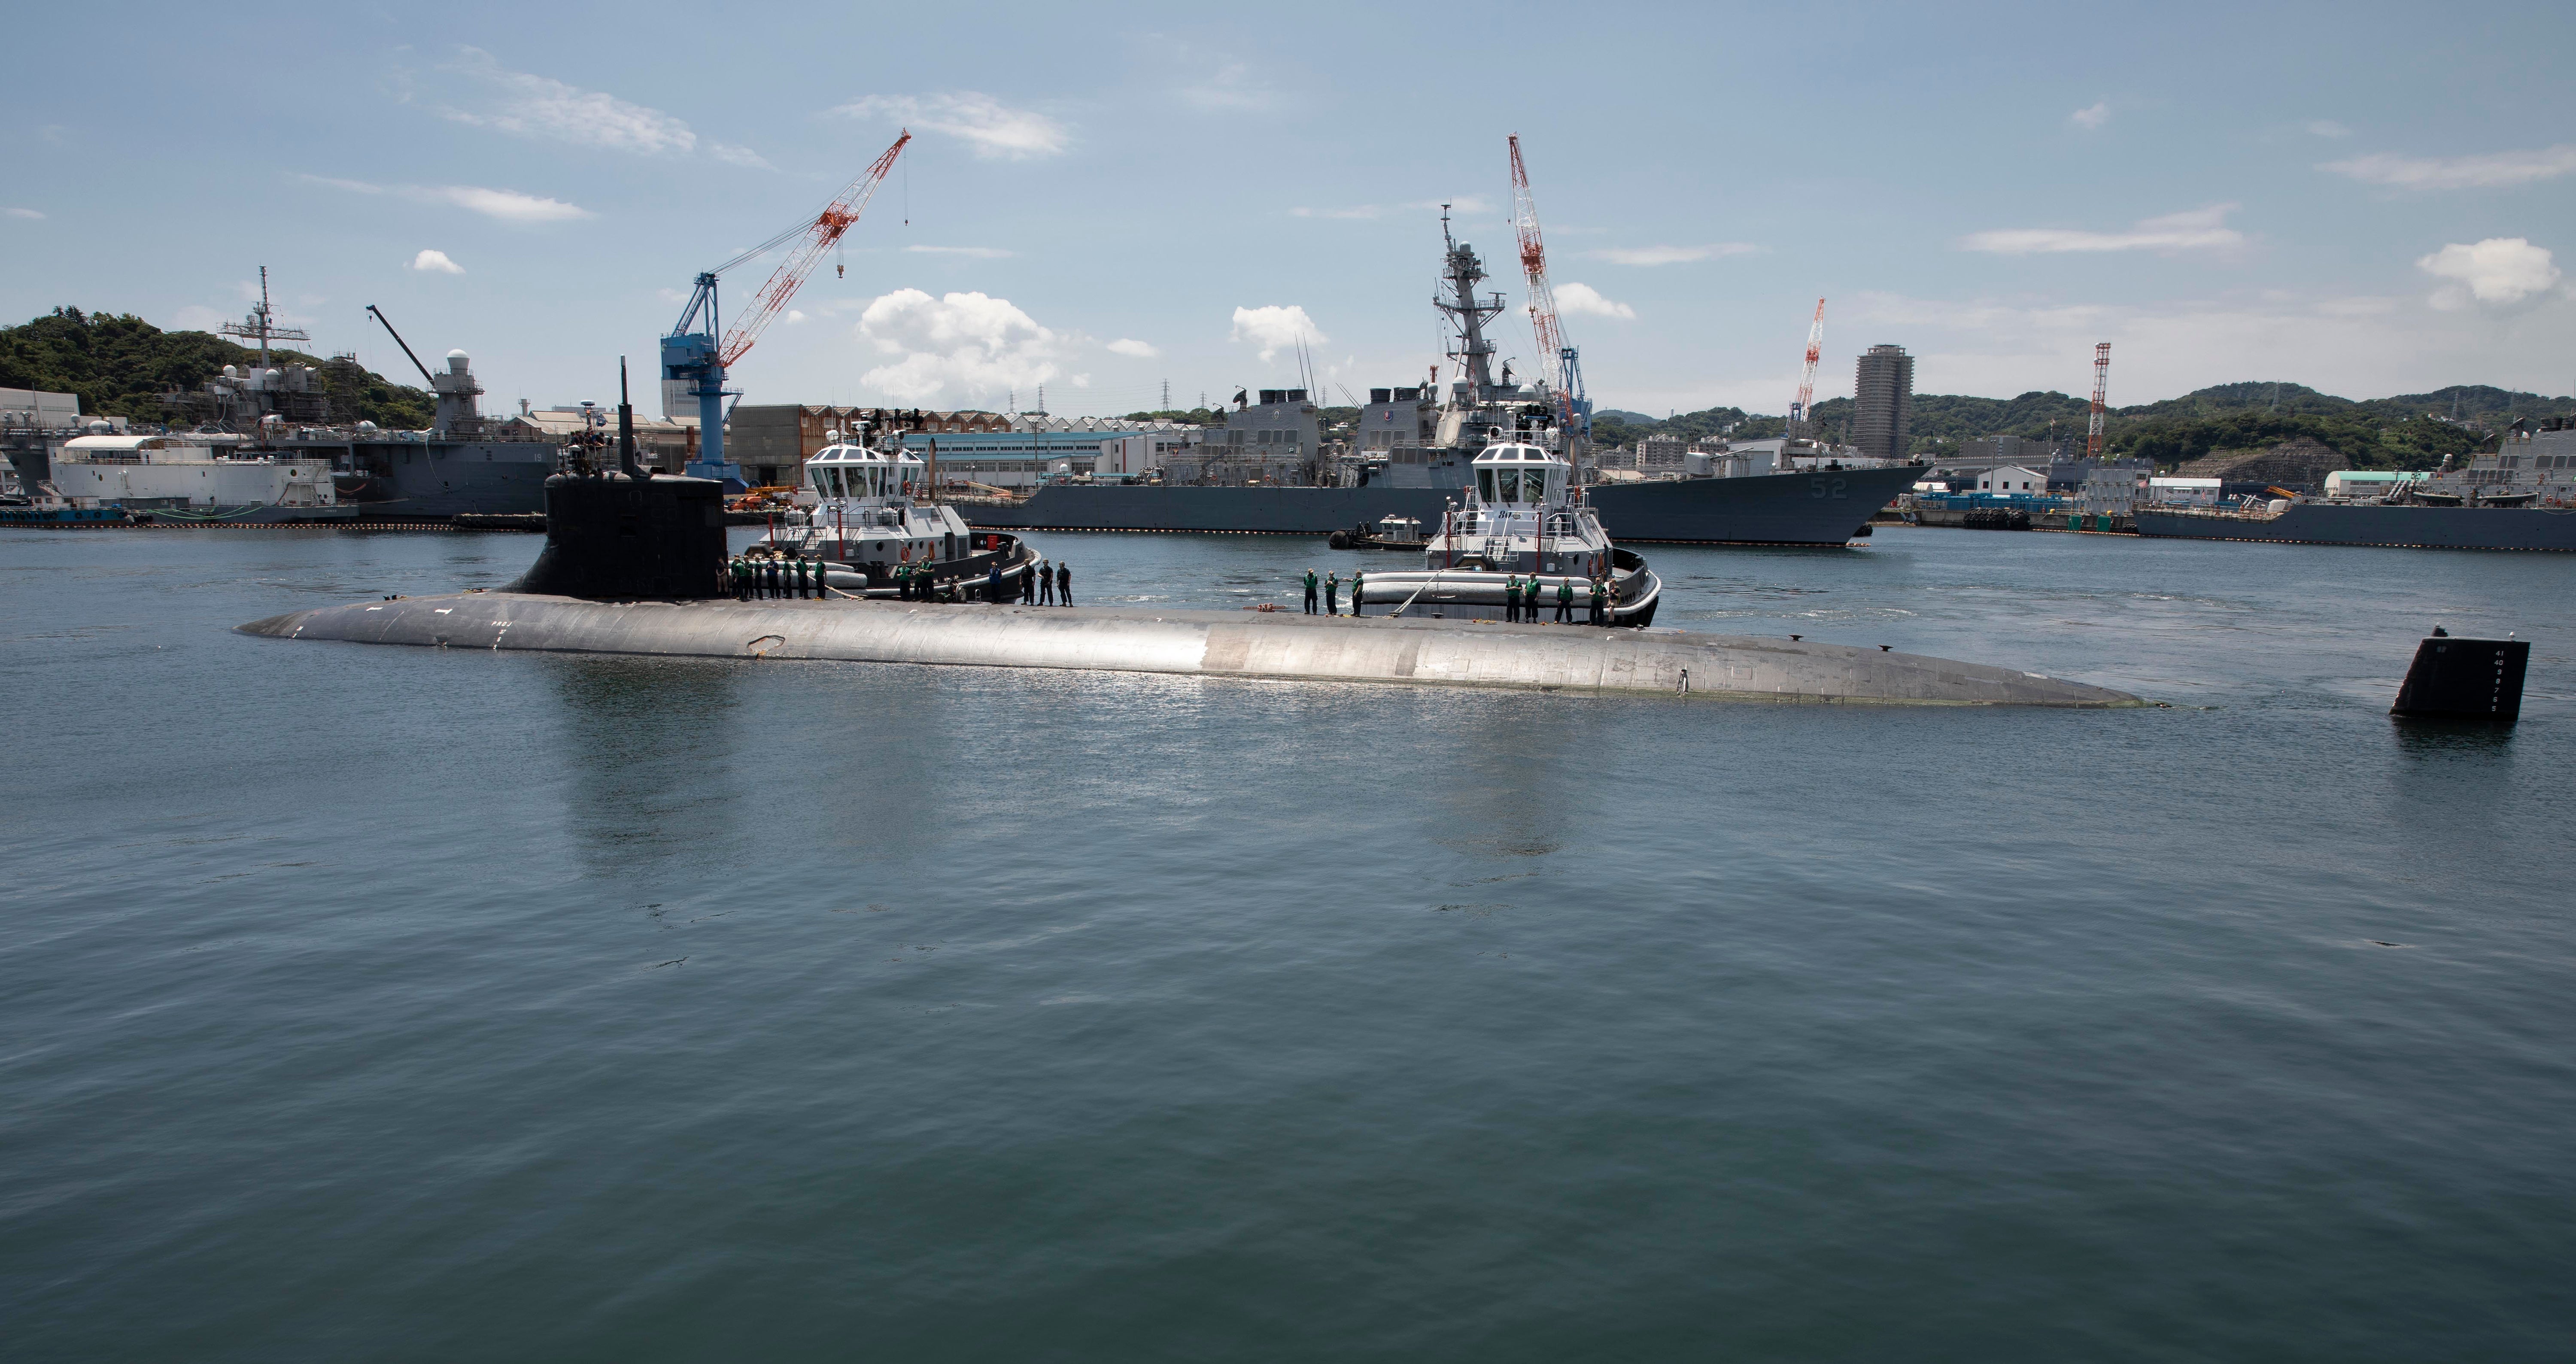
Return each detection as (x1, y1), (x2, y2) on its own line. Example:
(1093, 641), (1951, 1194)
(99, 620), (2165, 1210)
(960, 216), (1921, 544)
(154, 281), (563, 520)
(2133, 417), (2576, 551)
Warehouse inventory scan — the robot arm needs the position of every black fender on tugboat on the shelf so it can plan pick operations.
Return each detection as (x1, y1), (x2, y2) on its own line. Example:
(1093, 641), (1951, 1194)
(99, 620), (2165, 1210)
(1328, 530), (1351, 549)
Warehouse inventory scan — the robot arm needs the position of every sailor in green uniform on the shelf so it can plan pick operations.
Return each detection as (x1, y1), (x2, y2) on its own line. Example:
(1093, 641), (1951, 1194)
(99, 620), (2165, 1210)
(1504, 572), (1521, 622)
(1350, 568), (1365, 617)
(1303, 568), (1318, 614)
(1555, 576), (1574, 623)
(1589, 576), (1608, 625)
(1324, 571), (1340, 616)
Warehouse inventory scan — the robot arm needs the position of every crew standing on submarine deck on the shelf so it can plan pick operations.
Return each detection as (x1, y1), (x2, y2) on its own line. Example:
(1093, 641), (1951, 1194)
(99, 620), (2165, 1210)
(1056, 561), (1071, 606)
(1303, 568), (1318, 615)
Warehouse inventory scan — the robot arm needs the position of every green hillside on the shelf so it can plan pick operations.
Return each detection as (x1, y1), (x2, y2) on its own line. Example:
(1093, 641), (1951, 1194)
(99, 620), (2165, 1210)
(0, 307), (434, 428)
(1604, 380), (2571, 472)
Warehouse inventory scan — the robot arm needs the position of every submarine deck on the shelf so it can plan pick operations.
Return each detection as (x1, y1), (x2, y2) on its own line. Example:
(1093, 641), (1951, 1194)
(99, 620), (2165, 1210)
(237, 593), (2144, 708)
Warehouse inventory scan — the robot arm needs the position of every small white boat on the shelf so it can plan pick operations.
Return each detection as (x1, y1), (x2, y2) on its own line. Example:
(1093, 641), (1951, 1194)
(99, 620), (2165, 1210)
(1355, 427), (1660, 626)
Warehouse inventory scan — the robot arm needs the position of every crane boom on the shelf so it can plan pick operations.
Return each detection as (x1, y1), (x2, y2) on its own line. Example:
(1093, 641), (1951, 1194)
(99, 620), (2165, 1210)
(720, 131), (911, 368)
(2087, 342), (2111, 460)
(1506, 134), (1589, 450)
(1789, 299), (1826, 437)
(1507, 134), (1567, 398)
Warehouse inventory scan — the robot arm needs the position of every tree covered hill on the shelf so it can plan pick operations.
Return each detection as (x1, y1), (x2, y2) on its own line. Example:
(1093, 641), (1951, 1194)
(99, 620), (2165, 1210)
(0, 307), (434, 429)
(1605, 380), (2571, 472)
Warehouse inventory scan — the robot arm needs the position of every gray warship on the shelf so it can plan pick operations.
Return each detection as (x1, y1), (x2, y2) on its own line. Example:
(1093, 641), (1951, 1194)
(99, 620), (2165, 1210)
(2133, 419), (2576, 551)
(959, 214), (1921, 544)
(155, 284), (561, 521)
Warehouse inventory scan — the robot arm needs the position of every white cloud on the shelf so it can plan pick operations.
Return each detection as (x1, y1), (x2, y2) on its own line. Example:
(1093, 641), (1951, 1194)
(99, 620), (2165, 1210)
(444, 48), (684, 153)
(1182, 61), (1283, 112)
(300, 173), (590, 223)
(2417, 238), (2563, 310)
(904, 244), (1013, 258)
(1106, 338), (1159, 358)
(4, 207), (42, 220)
(786, 309), (808, 324)
(2070, 101), (2110, 130)
(1554, 283), (1636, 320)
(836, 92), (1067, 160)
(425, 185), (591, 223)
(709, 143), (773, 170)
(2306, 119), (2352, 138)
(1229, 305), (1326, 362)
(856, 288), (1066, 403)
(409, 249), (464, 274)
(2322, 144), (2576, 191)
(1589, 243), (1760, 266)
(1960, 204), (2244, 255)
(1071, 374), (1091, 389)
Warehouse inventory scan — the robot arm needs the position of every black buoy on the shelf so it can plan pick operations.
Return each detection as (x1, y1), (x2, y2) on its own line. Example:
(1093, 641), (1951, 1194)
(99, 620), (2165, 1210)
(2391, 628), (2528, 723)
(506, 358), (726, 601)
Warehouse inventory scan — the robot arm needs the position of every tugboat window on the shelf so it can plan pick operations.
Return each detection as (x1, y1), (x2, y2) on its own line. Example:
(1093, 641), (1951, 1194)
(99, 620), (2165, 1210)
(1479, 469), (1498, 502)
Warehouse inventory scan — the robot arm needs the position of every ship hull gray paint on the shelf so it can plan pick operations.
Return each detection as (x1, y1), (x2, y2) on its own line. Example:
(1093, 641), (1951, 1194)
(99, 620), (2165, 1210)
(237, 595), (2142, 708)
(328, 440), (558, 519)
(2134, 503), (2576, 551)
(958, 464), (1920, 546)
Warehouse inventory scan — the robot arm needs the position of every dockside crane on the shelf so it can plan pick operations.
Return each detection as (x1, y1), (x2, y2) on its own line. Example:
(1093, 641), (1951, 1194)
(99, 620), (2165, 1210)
(2087, 342), (2111, 461)
(1787, 299), (1826, 439)
(1507, 135), (1590, 447)
(663, 131), (911, 483)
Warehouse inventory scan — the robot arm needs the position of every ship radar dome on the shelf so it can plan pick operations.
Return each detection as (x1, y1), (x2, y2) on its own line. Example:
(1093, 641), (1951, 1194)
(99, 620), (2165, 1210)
(446, 348), (471, 374)
(356, 420), (379, 431)
(222, 365), (239, 379)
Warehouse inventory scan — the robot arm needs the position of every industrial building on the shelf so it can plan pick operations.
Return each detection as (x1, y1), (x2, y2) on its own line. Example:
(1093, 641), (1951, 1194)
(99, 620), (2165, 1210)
(2, 387), (87, 431)
(897, 414), (1203, 489)
(1852, 344), (1915, 462)
(728, 405), (1012, 489)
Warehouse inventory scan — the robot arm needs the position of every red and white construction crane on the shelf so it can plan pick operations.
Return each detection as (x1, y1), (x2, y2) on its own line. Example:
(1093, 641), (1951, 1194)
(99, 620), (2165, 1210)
(1787, 298), (1826, 437)
(1507, 135), (1588, 437)
(2087, 342), (2111, 461)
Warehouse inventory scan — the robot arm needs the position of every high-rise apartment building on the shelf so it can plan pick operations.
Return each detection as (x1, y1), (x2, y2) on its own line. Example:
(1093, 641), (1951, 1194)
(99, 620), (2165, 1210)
(1853, 344), (1915, 462)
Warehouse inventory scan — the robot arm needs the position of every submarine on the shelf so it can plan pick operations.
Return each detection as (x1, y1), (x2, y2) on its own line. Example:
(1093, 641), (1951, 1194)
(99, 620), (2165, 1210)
(234, 377), (2143, 709)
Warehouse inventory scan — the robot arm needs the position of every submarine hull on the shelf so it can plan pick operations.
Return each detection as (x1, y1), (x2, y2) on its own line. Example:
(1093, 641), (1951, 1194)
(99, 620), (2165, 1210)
(237, 595), (2143, 708)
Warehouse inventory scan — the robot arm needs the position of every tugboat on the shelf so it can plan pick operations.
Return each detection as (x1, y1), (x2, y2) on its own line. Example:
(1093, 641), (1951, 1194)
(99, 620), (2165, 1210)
(752, 428), (1041, 598)
(1354, 423), (1661, 625)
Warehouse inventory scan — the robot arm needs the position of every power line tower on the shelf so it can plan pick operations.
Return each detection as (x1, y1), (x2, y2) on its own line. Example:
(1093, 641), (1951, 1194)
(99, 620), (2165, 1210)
(2087, 343), (2112, 461)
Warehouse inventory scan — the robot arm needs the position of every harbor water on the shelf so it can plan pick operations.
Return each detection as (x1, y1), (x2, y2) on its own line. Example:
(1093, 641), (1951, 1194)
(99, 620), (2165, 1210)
(3, 525), (2571, 1360)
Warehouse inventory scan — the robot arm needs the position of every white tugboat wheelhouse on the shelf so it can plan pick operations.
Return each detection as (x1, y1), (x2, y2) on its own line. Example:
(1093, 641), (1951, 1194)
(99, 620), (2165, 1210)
(751, 429), (1038, 598)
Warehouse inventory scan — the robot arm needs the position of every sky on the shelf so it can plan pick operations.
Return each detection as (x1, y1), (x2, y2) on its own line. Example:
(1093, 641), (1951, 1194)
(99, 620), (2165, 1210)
(6, 1), (2573, 420)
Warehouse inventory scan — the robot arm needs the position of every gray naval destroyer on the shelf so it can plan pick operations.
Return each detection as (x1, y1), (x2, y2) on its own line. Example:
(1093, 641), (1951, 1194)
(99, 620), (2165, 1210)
(958, 218), (1922, 545)
(2133, 417), (2576, 551)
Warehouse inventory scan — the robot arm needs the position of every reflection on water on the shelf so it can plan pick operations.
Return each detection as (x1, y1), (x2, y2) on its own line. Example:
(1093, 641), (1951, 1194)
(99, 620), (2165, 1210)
(3, 526), (2573, 1362)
